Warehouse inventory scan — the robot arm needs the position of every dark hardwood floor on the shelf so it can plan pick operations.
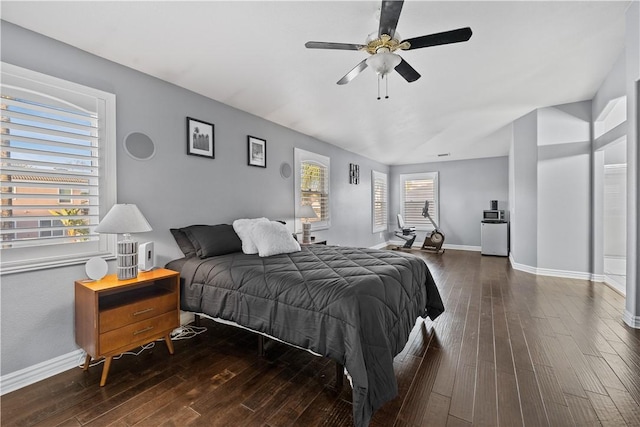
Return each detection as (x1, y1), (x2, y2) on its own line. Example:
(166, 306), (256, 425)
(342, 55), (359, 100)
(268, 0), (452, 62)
(3, 249), (640, 426)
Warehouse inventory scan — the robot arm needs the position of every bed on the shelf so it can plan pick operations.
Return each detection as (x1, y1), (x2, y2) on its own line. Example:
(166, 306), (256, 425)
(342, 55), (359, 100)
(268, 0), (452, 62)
(166, 222), (444, 427)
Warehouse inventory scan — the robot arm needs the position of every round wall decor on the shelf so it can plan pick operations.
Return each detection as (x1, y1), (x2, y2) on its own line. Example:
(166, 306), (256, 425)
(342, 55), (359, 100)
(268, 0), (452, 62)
(280, 162), (292, 179)
(123, 132), (156, 161)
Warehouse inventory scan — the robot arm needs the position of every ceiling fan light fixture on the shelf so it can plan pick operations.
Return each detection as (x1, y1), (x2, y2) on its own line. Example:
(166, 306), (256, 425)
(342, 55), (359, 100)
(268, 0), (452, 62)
(366, 51), (401, 76)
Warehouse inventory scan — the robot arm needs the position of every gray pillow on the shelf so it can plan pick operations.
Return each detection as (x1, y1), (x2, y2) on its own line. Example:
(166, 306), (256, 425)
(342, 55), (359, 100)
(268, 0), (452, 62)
(182, 224), (243, 258)
(170, 227), (198, 257)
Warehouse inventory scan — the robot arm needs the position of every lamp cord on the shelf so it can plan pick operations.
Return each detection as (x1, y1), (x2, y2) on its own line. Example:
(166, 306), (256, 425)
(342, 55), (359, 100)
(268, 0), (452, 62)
(77, 325), (208, 368)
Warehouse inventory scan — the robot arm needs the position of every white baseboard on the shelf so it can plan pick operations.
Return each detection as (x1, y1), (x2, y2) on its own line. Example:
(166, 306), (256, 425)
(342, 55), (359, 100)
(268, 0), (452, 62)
(536, 267), (594, 281)
(0, 311), (196, 396)
(0, 349), (84, 396)
(509, 255), (599, 281)
(443, 243), (481, 252)
(623, 310), (640, 329)
(509, 254), (538, 275)
(371, 241), (390, 250)
(386, 240), (480, 252)
(603, 276), (626, 296)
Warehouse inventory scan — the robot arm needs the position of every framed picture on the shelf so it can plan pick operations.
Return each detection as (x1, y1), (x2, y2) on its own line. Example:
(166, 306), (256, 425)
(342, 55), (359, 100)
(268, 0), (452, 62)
(187, 117), (214, 158)
(247, 135), (266, 168)
(349, 163), (360, 184)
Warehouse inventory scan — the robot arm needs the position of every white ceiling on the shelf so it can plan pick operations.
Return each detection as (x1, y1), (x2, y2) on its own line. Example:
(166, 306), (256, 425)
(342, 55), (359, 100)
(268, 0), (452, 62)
(1, 1), (630, 165)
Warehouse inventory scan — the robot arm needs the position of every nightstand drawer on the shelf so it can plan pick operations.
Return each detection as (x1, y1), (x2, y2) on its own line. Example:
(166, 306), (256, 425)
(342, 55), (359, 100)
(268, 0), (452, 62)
(99, 311), (178, 355)
(100, 290), (177, 333)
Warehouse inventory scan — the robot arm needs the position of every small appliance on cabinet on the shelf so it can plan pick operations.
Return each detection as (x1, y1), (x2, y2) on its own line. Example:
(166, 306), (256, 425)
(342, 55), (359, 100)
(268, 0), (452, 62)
(481, 201), (509, 256)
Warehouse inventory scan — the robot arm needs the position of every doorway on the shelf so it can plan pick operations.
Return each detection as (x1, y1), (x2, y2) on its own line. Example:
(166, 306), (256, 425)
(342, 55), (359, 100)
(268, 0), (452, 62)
(602, 138), (627, 293)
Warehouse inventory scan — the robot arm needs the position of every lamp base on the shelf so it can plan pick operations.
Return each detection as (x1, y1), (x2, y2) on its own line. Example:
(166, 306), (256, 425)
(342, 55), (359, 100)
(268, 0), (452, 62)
(302, 223), (311, 244)
(117, 240), (138, 280)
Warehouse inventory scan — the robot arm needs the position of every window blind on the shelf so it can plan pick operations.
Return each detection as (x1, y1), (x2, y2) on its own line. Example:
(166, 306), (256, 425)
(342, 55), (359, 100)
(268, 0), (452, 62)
(372, 170), (388, 232)
(401, 173), (439, 230)
(1, 84), (100, 248)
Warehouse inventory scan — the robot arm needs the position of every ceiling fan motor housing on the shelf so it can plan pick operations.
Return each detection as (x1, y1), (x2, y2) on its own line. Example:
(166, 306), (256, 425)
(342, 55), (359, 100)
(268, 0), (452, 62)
(364, 33), (410, 55)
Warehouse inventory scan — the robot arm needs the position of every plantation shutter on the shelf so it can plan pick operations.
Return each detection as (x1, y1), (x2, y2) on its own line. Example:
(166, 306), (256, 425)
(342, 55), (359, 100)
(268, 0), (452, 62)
(401, 172), (439, 230)
(1, 79), (100, 248)
(372, 170), (388, 232)
(300, 160), (329, 223)
(603, 164), (626, 258)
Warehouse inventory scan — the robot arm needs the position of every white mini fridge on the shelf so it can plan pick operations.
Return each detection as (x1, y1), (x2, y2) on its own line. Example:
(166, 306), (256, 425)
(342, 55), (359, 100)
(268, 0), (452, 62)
(481, 221), (509, 256)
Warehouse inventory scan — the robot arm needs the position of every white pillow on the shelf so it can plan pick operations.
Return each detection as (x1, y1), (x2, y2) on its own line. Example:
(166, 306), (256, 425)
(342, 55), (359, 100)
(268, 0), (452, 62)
(251, 221), (301, 257)
(233, 217), (269, 254)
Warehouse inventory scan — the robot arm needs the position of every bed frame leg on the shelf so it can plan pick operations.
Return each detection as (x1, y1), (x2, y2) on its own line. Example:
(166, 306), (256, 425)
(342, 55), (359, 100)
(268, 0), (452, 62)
(335, 362), (344, 391)
(194, 314), (201, 327)
(257, 335), (265, 357)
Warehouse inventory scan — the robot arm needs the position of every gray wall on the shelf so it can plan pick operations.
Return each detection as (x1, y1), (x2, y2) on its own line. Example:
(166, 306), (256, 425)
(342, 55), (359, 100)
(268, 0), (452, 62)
(536, 102), (592, 273)
(0, 22), (388, 375)
(510, 102), (593, 274)
(625, 1), (640, 324)
(592, 52), (626, 119)
(389, 156), (509, 248)
(510, 111), (539, 268)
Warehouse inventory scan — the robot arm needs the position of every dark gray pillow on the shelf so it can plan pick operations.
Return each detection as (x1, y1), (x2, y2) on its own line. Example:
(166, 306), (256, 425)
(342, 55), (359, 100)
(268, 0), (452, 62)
(182, 224), (243, 258)
(170, 228), (198, 258)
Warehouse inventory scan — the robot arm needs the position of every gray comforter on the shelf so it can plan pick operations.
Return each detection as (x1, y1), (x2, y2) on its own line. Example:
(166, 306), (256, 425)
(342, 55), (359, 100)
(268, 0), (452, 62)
(168, 245), (444, 426)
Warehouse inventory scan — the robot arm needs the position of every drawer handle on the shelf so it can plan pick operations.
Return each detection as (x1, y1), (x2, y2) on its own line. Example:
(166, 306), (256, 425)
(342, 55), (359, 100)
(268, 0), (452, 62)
(133, 307), (155, 316)
(133, 326), (154, 336)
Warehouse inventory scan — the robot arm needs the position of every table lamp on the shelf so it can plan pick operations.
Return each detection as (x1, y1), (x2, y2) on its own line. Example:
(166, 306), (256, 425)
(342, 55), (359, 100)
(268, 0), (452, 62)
(94, 203), (152, 280)
(298, 204), (318, 244)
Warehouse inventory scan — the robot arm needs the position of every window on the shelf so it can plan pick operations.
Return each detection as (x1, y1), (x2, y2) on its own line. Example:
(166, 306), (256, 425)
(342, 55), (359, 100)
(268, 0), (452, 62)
(400, 172), (439, 231)
(58, 188), (72, 204)
(371, 170), (388, 233)
(1, 63), (116, 274)
(294, 148), (330, 230)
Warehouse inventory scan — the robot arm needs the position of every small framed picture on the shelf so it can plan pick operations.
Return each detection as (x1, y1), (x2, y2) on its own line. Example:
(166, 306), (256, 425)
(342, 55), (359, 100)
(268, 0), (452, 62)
(247, 135), (266, 168)
(187, 117), (214, 158)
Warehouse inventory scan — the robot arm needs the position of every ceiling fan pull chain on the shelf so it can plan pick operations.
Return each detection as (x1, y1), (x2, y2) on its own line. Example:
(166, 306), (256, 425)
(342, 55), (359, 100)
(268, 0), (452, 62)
(377, 75), (381, 100)
(385, 75), (389, 99)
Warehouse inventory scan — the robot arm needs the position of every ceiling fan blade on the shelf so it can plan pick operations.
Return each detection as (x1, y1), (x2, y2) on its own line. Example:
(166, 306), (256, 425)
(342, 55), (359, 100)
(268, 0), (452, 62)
(337, 59), (369, 85)
(305, 41), (365, 51)
(402, 27), (472, 50)
(395, 58), (421, 82)
(378, 0), (404, 38)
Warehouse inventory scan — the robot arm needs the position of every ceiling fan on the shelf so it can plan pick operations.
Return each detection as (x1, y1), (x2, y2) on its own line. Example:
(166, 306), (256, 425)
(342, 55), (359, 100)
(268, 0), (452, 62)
(305, 0), (472, 88)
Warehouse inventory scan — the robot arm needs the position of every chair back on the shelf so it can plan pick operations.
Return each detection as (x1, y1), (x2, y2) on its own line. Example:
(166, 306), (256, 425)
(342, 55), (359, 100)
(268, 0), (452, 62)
(397, 214), (406, 229)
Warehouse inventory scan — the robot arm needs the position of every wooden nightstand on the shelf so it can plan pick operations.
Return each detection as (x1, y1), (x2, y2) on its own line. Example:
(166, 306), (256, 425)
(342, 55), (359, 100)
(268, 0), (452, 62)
(74, 268), (180, 386)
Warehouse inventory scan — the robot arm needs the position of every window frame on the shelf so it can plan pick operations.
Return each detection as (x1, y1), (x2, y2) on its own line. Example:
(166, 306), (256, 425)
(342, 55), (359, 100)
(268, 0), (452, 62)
(399, 172), (440, 232)
(294, 148), (330, 232)
(371, 170), (388, 233)
(1, 62), (117, 274)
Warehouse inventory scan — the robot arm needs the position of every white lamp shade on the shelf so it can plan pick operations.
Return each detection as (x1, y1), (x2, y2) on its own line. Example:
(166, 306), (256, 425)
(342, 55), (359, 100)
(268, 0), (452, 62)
(298, 204), (318, 220)
(366, 51), (402, 76)
(94, 204), (152, 234)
